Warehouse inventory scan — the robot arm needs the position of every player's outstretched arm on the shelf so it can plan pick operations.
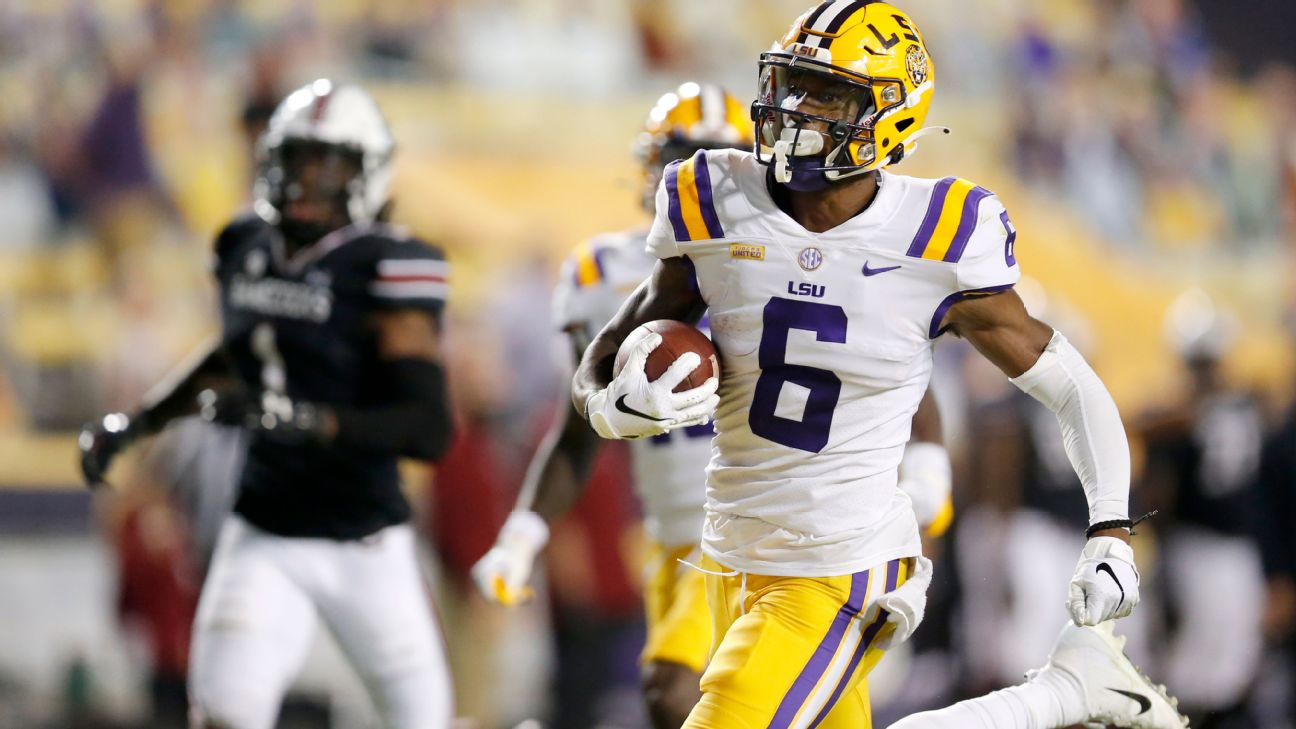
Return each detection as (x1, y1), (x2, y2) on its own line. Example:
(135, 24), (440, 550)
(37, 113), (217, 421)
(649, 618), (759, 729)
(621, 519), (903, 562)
(943, 289), (1140, 627)
(78, 336), (236, 489)
(571, 257), (714, 440)
(190, 310), (454, 460)
(472, 330), (605, 605)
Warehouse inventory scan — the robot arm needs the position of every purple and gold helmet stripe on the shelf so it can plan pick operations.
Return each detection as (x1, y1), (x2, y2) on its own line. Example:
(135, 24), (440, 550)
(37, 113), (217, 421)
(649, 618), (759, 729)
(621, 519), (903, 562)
(907, 177), (990, 262)
(808, 558), (903, 728)
(795, 2), (835, 44)
(818, 1), (876, 35)
(799, 0), (878, 48)
(665, 153), (724, 242)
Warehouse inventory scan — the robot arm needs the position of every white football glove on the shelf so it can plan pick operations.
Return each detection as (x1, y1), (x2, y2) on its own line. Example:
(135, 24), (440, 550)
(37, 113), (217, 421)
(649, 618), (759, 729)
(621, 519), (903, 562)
(897, 443), (952, 530)
(471, 511), (549, 607)
(875, 556), (934, 650)
(1068, 536), (1141, 626)
(585, 330), (719, 440)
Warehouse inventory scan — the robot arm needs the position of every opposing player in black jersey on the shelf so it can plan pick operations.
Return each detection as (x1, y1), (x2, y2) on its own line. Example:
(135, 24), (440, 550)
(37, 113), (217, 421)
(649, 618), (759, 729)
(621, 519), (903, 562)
(1142, 293), (1265, 725)
(78, 80), (455, 729)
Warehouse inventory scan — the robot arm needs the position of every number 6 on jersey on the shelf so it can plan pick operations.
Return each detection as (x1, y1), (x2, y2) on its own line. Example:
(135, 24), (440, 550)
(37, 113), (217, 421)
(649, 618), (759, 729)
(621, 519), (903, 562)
(749, 297), (847, 452)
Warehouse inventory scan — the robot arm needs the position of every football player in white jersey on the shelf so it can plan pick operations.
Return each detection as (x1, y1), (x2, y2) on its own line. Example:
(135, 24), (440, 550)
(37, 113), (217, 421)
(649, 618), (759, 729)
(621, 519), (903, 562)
(471, 83), (954, 728)
(570, 3), (1186, 728)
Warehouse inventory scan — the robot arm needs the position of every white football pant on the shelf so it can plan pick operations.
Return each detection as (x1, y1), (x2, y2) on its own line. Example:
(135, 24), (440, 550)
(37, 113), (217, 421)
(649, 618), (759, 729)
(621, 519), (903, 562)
(189, 516), (453, 729)
(1163, 525), (1264, 709)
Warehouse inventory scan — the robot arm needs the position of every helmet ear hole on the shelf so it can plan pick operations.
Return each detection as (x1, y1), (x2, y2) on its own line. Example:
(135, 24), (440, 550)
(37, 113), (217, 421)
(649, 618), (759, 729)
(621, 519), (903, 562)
(895, 118), (914, 133)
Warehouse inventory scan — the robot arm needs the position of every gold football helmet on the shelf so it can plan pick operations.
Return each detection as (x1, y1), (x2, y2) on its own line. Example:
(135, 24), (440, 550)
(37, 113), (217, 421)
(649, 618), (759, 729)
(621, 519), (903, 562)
(635, 82), (753, 211)
(754, 1), (945, 189)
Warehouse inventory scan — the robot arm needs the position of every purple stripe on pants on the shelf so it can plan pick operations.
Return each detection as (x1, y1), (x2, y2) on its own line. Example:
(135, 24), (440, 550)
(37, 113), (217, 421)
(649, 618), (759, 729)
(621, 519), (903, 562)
(665, 161), (690, 242)
(942, 186), (993, 262)
(768, 569), (871, 729)
(906, 177), (955, 257)
(693, 154), (725, 239)
(807, 559), (902, 728)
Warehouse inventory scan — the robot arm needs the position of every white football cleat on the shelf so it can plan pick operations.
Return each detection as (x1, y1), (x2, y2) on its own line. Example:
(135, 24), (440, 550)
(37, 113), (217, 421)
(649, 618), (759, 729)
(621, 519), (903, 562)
(1035, 621), (1188, 729)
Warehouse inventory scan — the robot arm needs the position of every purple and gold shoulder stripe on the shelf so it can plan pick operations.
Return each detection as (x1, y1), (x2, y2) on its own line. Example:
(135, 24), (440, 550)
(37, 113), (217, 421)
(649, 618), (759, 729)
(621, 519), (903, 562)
(906, 177), (994, 263)
(664, 152), (725, 242)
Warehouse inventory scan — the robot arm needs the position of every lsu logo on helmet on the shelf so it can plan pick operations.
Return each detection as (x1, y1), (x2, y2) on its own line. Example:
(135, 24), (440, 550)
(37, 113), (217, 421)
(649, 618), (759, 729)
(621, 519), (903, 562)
(634, 82), (753, 211)
(754, 1), (945, 183)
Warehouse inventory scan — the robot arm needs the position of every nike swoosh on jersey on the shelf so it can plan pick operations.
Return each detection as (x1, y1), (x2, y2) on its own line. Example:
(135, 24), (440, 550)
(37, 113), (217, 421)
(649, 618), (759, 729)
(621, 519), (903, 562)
(1108, 688), (1151, 714)
(862, 262), (902, 277)
(1096, 562), (1125, 609)
(615, 395), (669, 422)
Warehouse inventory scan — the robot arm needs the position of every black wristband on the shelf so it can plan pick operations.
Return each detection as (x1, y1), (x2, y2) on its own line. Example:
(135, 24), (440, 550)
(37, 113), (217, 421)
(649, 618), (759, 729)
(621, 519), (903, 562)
(1086, 510), (1158, 539)
(1086, 520), (1132, 538)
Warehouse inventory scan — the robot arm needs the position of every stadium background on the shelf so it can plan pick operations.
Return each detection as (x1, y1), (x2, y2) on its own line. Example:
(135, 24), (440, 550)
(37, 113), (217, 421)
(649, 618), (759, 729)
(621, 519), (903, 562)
(0, 0), (1294, 727)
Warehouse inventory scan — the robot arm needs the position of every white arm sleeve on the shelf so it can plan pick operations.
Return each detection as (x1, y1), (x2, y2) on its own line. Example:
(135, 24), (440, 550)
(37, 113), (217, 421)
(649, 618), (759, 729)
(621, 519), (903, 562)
(1009, 330), (1130, 525)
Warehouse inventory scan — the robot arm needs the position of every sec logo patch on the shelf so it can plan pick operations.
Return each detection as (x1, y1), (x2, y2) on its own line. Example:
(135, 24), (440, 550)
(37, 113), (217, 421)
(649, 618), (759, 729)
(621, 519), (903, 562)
(798, 247), (823, 272)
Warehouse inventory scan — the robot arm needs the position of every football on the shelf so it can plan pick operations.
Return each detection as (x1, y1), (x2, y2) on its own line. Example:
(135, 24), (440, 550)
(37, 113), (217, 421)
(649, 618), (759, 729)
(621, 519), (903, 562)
(613, 320), (719, 393)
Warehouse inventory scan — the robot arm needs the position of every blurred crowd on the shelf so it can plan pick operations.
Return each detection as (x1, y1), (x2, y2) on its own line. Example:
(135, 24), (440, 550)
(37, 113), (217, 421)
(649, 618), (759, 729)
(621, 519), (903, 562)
(1003, 0), (1296, 250)
(1, 0), (1295, 728)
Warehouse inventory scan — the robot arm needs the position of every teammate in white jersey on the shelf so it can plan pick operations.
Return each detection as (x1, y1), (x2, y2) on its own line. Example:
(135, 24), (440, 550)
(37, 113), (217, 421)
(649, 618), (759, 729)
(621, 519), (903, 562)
(570, 3), (1185, 728)
(471, 85), (753, 728)
(472, 83), (954, 728)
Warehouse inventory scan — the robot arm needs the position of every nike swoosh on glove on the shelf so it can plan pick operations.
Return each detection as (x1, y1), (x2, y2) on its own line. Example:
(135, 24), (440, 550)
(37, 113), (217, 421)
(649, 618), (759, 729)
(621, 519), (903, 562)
(586, 330), (719, 440)
(1069, 536), (1141, 626)
(471, 511), (550, 607)
(874, 556), (933, 650)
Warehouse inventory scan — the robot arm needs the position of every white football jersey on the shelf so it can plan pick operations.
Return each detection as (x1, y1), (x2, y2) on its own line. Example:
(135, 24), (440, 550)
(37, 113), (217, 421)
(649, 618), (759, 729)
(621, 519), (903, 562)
(553, 230), (714, 547)
(646, 149), (1021, 576)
